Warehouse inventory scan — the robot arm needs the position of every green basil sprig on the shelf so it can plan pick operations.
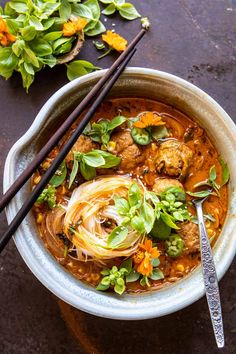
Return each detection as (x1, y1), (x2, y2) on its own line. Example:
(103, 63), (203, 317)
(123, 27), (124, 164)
(99, 0), (140, 20)
(50, 160), (67, 187)
(83, 115), (126, 148)
(69, 149), (121, 187)
(187, 159), (229, 198)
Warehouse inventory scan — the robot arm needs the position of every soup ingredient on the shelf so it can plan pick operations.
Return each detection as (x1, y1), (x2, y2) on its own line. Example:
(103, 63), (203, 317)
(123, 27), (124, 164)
(133, 111), (165, 129)
(64, 176), (143, 261)
(177, 222), (199, 254)
(191, 160), (230, 197)
(155, 140), (193, 177)
(96, 265), (128, 295)
(165, 234), (184, 257)
(150, 218), (171, 239)
(131, 127), (151, 145)
(153, 178), (183, 195)
(111, 130), (144, 170)
(66, 60), (101, 81)
(100, 0), (140, 21)
(0, 17), (16, 46)
(133, 238), (160, 276)
(113, 182), (155, 235)
(69, 149), (121, 186)
(50, 160), (67, 187)
(66, 135), (99, 161)
(36, 185), (56, 209)
(130, 112), (169, 145)
(83, 115), (126, 149)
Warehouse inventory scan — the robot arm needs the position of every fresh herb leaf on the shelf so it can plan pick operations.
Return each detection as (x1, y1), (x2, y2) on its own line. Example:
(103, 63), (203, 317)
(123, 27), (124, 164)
(187, 190), (212, 198)
(219, 157), (230, 186)
(150, 218), (171, 239)
(66, 60), (100, 81)
(69, 155), (79, 188)
(93, 40), (105, 50)
(118, 3), (141, 20)
(126, 269), (140, 283)
(128, 182), (142, 207)
(50, 160), (67, 187)
(80, 160), (96, 180)
(107, 225), (129, 248)
(149, 268), (164, 281)
(114, 195), (130, 215)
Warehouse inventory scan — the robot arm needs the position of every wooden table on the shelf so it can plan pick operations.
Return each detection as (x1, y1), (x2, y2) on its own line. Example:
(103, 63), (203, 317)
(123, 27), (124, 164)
(1, 1), (236, 353)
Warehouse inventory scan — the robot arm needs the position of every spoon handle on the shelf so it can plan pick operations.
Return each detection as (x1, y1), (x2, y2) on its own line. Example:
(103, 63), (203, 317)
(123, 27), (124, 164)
(195, 202), (224, 348)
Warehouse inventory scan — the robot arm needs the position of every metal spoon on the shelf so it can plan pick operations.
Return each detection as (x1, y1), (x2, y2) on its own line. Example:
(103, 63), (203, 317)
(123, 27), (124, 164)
(193, 196), (224, 348)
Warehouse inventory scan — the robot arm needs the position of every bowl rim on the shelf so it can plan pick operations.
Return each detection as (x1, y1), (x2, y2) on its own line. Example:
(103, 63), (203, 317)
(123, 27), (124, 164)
(4, 67), (236, 320)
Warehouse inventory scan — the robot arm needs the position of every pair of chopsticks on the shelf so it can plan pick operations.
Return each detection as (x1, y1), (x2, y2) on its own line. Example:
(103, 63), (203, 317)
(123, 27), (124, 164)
(0, 28), (147, 253)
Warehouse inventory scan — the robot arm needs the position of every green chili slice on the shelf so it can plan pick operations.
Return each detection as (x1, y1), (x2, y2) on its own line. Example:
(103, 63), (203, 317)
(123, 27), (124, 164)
(165, 234), (184, 257)
(131, 127), (151, 145)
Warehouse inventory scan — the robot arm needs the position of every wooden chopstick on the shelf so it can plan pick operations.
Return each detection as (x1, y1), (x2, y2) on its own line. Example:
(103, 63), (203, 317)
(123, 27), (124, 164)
(0, 28), (146, 213)
(0, 47), (137, 253)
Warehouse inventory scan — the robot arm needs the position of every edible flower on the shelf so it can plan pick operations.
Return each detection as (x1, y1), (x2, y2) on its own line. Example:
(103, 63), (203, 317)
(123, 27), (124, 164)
(63, 17), (88, 37)
(0, 17), (16, 46)
(133, 239), (160, 276)
(133, 112), (166, 129)
(102, 30), (127, 52)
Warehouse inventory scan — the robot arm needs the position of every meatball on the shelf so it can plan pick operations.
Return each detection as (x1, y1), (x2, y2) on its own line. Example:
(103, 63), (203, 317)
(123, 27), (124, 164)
(110, 130), (145, 171)
(153, 178), (183, 195)
(66, 135), (99, 162)
(177, 222), (199, 254)
(155, 140), (193, 177)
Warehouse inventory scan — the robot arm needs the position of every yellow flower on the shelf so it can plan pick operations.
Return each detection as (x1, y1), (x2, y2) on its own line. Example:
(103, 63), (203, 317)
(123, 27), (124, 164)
(63, 17), (88, 37)
(133, 239), (160, 276)
(133, 112), (166, 129)
(0, 17), (16, 46)
(102, 30), (127, 52)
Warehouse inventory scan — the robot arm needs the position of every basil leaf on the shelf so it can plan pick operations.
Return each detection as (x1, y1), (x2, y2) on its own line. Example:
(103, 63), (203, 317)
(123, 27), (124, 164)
(187, 190), (212, 198)
(72, 3), (94, 19)
(12, 39), (25, 57)
(102, 3), (116, 15)
(128, 183), (142, 207)
(30, 39), (52, 56)
(107, 115), (127, 131)
(145, 191), (159, 204)
(161, 212), (179, 229)
(66, 60), (100, 81)
(140, 201), (155, 233)
(93, 150), (121, 168)
(84, 0), (100, 20)
(20, 26), (37, 41)
(6, 18), (20, 34)
(114, 195), (130, 216)
(53, 37), (73, 51)
(82, 151), (105, 167)
(130, 216), (145, 233)
(151, 126), (169, 140)
(50, 161), (67, 187)
(149, 268), (164, 281)
(107, 226), (128, 248)
(22, 46), (39, 67)
(173, 211), (184, 222)
(118, 3), (141, 20)
(114, 281), (125, 295)
(219, 157), (230, 186)
(44, 31), (63, 42)
(120, 258), (132, 274)
(209, 165), (216, 182)
(18, 64), (34, 92)
(126, 269), (140, 283)
(39, 55), (57, 68)
(29, 16), (44, 31)
(59, 0), (72, 19)
(96, 283), (110, 291)
(23, 62), (34, 75)
(69, 157), (79, 188)
(150, 218), (171, 239)
(80, 160), (96, 180)
(9, 1), (28, 13)
(85, 20), (106, 36)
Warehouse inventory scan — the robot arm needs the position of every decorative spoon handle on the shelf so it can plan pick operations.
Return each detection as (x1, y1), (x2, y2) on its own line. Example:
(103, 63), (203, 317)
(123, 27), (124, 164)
(194, 201), (224, 348)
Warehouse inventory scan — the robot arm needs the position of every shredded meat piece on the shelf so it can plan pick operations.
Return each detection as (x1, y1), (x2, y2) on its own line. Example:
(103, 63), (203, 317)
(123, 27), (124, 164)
(177, 222), (199, 254)
(155, 140), (193, 177)
(111, 130), (145, 170)
(66, 135), (99, 162)
(153, 178), (183, 195)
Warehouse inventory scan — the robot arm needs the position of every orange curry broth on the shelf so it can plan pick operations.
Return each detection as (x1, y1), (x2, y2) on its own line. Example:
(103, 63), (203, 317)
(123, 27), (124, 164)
(32, 98), (228, 294)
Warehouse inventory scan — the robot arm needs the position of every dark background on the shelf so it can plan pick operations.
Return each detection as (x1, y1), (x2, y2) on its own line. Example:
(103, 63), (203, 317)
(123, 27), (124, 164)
(1, 1), (236, 353)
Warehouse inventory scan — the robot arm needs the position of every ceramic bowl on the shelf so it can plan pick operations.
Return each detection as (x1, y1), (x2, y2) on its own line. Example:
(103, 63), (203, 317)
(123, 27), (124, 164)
(4, 68), (236, 320)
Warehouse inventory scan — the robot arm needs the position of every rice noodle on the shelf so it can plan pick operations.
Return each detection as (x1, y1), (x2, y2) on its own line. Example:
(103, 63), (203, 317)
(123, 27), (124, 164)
(63, 175), (143, 261)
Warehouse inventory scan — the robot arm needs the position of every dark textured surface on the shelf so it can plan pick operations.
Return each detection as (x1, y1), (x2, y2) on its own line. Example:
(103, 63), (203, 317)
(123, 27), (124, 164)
(1, 1), (236, 353)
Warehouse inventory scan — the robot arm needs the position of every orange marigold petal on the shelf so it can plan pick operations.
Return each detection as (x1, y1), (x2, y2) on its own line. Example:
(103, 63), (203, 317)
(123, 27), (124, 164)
(6, 33), (16, 43)
(0, 18), (8, 33)
(102, 30), (127, 52)
(133, 112), (166, 129)
(76, 18), (88, 31)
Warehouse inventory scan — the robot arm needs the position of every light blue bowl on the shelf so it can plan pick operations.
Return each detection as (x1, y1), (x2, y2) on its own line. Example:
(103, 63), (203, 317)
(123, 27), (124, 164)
(4, 68), (236, 319)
